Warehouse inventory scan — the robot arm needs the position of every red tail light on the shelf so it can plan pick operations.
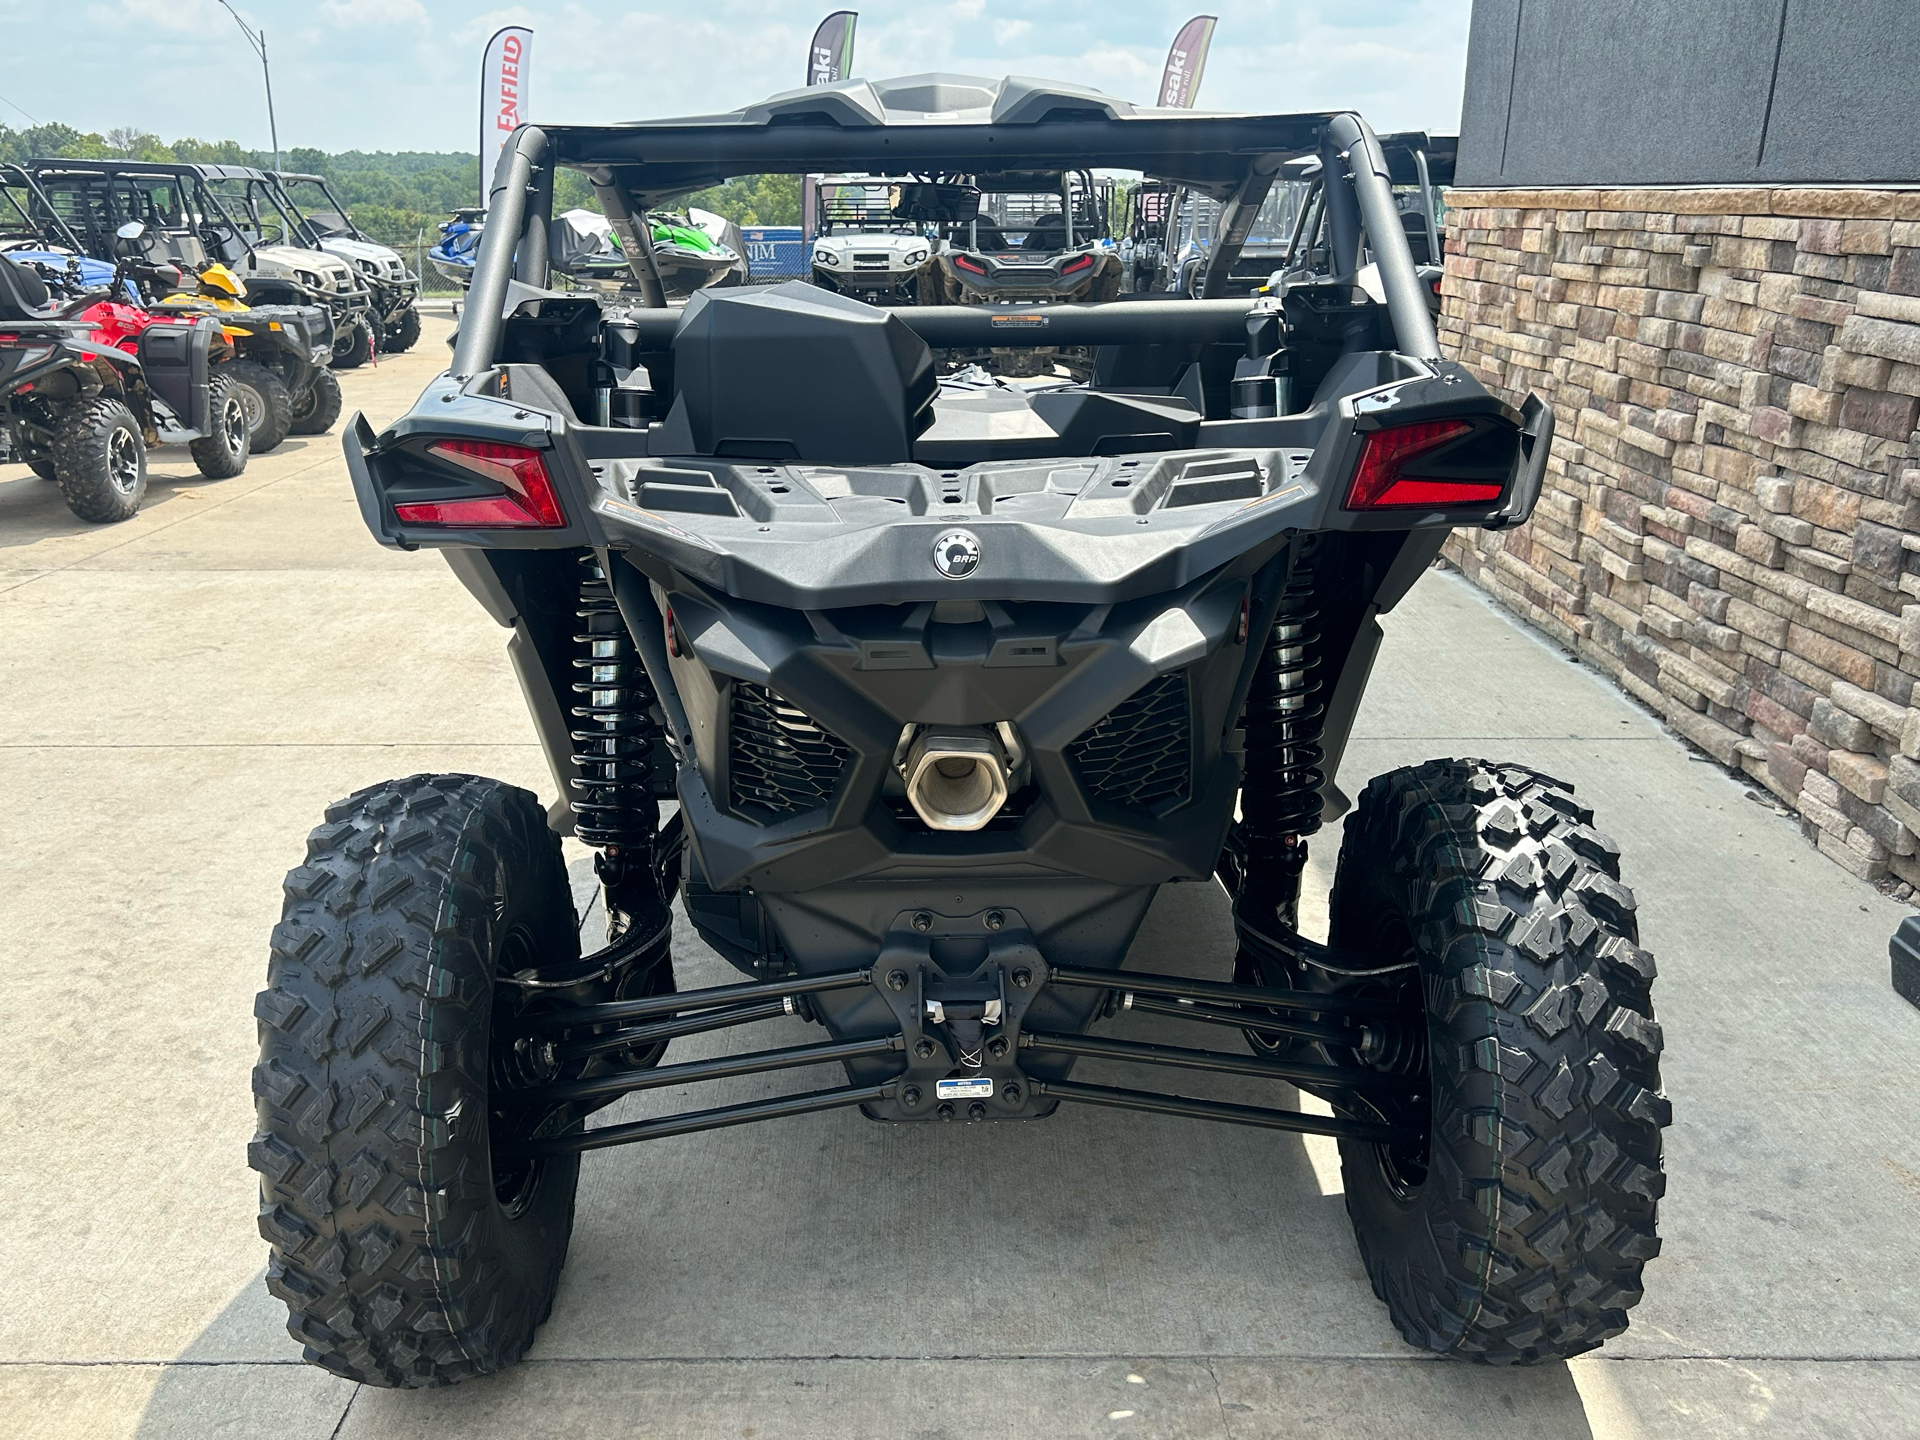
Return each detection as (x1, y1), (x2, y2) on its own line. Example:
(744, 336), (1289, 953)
(1060, 254), (1094, 274)
(395, 440), (566, 528)
(1344, 419), (1502, 510)
(952, 254), (987, 275)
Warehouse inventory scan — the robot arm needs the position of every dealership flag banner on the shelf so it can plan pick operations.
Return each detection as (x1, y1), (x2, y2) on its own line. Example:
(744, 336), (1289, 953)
(807, 10), (857, 86)
(481, 25), (534, 207)
(802, 12), (857, 240)
(1158, 15), (1216, 108)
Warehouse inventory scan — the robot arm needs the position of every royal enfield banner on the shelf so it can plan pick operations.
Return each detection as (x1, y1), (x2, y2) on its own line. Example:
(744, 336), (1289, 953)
(481, 25), (534, 207)
(807, 11), (857, 86)
(1158, 15), (1217, 108)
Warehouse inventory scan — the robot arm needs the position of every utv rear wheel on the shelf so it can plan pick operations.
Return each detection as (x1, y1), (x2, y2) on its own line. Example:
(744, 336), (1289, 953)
(189, 371), (250, 479)
(289, 366), (343, 436)
(1326, 759), (1668, 1363)
(384, 305), (422, 354)
(333, 320), (374, 369)
(226, 360), (293, 453)
(53, 397), (146, 523)
(251, 774), (582, 1387)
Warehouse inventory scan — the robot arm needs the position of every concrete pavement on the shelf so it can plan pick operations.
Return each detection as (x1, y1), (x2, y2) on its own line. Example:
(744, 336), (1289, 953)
(1, 325), (1917, 1437)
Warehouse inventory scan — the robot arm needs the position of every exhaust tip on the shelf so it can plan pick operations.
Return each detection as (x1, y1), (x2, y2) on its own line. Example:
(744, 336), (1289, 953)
(901, 729), (1010, 831)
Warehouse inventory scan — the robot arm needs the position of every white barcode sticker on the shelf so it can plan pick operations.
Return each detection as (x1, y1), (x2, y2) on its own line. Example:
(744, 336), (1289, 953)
(936, 1077), (994, 1100)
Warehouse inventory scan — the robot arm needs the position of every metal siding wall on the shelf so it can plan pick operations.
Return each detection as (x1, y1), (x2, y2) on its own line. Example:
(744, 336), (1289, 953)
(1760, 2), (1920, 182)
(1458, 0), (1920, 187)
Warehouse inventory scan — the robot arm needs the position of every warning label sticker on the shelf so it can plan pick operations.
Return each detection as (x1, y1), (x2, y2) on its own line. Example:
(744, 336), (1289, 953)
(936, 1077), (995, 1099)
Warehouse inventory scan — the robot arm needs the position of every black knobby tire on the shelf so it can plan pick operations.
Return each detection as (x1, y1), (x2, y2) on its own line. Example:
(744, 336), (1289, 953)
(53, 396), (147, 523)
(226, 360), (293, 454)
(289, 366), (343, 436)
(250, 774), (583, 1387)
(384, 305), (422, 354)
(333, 320), (374, 370)
(189, 370), (250, 479)
(1325, 759), (1668, 1363)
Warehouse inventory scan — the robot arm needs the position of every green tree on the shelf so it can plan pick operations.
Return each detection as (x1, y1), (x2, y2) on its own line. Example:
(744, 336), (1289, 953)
(171, 137), (251, 165)
(105, 127), (174, 161)
(0, 122), (110, 162)
(685, 174), (801, 226)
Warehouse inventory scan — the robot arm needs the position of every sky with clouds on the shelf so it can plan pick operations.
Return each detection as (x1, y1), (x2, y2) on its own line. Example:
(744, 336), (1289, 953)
(3, 0), (1472, 155)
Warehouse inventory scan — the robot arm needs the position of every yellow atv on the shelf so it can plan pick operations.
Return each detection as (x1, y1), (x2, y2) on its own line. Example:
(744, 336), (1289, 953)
(152, 264), (340, 452)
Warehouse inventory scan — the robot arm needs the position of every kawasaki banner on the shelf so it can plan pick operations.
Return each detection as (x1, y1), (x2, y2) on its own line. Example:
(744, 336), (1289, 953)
(481, 25), (534, 206)
(807, 11), (857, 86)
(1157, 15), (1216, 108)
(802, 12), (857, 241)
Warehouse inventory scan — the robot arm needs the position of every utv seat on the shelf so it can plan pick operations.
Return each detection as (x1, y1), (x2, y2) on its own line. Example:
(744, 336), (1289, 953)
(958, 224), (1011, 252)
(0, 253), (58, 322)
(1022, 213), (1066, 251)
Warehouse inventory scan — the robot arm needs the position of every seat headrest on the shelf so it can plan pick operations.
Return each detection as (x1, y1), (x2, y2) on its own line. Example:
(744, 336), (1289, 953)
(0, 253), (53, 321)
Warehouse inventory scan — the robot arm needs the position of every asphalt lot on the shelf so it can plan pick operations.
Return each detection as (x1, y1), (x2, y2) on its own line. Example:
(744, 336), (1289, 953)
(2, 321), (1918, 1438)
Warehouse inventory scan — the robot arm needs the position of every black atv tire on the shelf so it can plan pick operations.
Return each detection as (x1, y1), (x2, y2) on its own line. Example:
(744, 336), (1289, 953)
(189, 370), (251, 479)
(226, 360), (293, 454)
(384, 305), (422, 354)
(251, 774), (582, 1387)
(333, 320), (375, 370)
(1325, 758), (1668, 1364)
(52, 396), (147, 523)
(289, 366), (343, 436)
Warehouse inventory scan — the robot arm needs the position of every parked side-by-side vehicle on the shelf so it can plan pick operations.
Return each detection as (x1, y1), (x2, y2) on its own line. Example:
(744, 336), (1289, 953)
(274, 171), (424, 355)
(253, 73), (1666, 1391)
(21, 159), (376, 368)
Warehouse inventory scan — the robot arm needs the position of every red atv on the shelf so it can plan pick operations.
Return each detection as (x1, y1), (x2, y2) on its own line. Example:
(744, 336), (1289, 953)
(1, 242), (249, 522)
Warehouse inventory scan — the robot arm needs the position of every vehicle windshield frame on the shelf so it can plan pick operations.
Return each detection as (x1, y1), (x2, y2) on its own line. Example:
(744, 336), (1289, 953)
(276, 173), (359, 241)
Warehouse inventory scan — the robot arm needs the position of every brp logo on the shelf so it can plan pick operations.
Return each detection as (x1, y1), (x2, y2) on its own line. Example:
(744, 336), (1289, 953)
(932, 529), (981, 579)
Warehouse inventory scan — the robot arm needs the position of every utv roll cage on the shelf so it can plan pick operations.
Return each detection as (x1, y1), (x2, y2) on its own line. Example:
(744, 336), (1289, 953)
(452, 79), (1441, 373)
(272, 171), (370, 245)
(0, 163), (91, 255)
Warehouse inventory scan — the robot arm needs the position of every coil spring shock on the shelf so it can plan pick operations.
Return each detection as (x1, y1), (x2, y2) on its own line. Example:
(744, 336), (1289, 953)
(1237, 556), (1326, 929)
(571, 555), (667, 935)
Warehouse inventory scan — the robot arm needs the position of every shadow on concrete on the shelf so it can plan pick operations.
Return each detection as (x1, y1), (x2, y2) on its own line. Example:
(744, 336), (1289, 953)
(0, 441), (321, 557)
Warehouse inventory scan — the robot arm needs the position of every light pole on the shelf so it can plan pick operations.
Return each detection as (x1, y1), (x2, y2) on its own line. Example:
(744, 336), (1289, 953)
(215, 0), (280, 173)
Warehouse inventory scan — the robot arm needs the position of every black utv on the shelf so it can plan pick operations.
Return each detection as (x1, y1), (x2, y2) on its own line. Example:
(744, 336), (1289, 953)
(253, 74), (1667, 1387)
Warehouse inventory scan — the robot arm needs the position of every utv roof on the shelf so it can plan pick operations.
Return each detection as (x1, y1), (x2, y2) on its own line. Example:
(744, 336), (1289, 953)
(25, 158), (272, 183)
(1377, 132), (1456, 188)
(542, 74), (1340, 201)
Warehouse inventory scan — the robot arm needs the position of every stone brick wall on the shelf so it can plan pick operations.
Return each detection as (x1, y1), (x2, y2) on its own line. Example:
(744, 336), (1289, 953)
(1437, 186), (1920, 886)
